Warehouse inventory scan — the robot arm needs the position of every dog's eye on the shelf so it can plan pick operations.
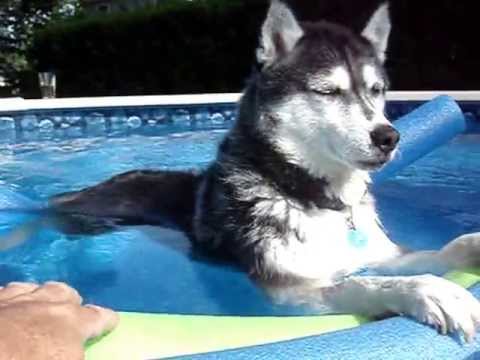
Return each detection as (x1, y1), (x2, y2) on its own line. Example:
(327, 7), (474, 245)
(371, 83), (385, 95)
(312, 87), (341, 96)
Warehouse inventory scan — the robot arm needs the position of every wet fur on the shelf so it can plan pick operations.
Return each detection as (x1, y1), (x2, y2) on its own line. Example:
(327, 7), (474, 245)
(49, 1), (480, 340)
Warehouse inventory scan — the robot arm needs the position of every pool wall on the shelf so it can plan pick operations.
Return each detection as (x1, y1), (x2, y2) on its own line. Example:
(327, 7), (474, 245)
(0, 92), (479, 143)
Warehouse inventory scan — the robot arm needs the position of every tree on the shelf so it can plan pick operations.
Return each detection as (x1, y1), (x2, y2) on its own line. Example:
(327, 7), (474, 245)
(0, 0), (81, 94)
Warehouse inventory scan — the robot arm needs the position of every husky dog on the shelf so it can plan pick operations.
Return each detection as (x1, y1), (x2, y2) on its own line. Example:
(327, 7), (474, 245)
(49, 1), (480, 341)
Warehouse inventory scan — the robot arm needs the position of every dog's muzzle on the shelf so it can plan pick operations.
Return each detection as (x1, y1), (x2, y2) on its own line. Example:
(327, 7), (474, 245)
(370, 125), (400, 154)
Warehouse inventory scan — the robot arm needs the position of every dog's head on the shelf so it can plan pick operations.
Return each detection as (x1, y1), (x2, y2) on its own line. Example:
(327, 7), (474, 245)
(254, 1), (399, 174)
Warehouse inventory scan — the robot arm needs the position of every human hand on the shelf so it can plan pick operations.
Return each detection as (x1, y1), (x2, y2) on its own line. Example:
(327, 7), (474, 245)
(0, 282), (118, 360)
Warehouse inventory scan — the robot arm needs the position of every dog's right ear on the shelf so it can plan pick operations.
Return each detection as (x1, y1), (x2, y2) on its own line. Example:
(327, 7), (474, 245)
(361, 3), (391, 63)
(256, 0), (304, 68)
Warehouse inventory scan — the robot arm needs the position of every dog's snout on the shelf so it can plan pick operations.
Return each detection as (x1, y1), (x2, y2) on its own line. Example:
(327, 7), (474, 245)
(370, 125), (400, 153)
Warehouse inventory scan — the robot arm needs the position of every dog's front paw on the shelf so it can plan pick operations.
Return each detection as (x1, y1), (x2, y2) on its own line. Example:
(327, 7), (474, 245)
(403, 275), (480, 342)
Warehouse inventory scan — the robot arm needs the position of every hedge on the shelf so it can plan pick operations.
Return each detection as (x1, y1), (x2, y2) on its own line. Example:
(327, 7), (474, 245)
(27, 0), (480, 98)
(29, 0), (268, 97)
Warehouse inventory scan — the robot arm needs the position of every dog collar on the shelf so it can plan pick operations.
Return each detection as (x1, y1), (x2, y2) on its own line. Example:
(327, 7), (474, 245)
(346, 208), (368, 249)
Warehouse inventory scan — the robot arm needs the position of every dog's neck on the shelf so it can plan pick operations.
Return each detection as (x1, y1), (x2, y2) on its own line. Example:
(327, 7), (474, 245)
(287, 153), (369, 209)
(223, 127), (368, 212)
(318, 162), (370, 208)
(268, 143), (369, 209)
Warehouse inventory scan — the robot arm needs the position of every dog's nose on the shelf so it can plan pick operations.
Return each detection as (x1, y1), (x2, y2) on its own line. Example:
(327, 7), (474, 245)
(370, 125), (400, 153)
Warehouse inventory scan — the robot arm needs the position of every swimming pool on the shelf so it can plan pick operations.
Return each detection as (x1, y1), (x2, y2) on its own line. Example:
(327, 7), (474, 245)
(0, 92), (479, 319)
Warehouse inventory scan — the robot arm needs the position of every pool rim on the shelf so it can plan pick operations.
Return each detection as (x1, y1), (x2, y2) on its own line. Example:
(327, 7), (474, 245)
(2, 91), (480, 113)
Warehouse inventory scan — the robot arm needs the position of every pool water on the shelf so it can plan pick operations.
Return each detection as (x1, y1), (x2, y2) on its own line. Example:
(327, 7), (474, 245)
(0, 125), (479, 316)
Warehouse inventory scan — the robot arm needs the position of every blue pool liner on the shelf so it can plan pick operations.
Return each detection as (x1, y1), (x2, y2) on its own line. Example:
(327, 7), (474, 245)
(0, 188), (44, 230)
(373, 95), (469, 183)
(0, 187), (42, 211)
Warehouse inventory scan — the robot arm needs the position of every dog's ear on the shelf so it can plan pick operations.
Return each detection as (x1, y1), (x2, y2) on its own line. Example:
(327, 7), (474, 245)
(256, 0), (304, 67)
(361, 3), (391, 62)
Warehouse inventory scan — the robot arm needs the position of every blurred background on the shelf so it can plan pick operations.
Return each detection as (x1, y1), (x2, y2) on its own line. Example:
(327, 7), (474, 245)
(0, 0), (478, 98)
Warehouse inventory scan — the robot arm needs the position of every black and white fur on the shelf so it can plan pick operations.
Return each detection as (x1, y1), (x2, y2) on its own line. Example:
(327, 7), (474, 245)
(50, 1), (480, 341)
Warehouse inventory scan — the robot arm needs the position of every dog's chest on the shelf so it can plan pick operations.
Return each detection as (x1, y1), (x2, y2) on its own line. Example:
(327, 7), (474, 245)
(259, 197), (401, 282)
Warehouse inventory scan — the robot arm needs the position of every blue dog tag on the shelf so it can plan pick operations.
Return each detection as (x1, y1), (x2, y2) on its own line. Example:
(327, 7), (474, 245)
(348, 229), (368, 248)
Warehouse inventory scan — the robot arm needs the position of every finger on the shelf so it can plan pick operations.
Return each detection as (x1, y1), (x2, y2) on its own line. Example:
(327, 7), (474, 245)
(8, 282), (83, 305)
(0, 282), (39, 302)
(77, 304), (119, 341)
(33, 282), (83, 304)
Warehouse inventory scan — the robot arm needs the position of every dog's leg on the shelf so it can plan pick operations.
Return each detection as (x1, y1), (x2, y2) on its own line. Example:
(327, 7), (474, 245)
(49, 170), (201, 235)
(269, 274), (480, 341)
(369, 233), (480, 276)
(0, 170), (202, 249)
(325, 274), (480, 341)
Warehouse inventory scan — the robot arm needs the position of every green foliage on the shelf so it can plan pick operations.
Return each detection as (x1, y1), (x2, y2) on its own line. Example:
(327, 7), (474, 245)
(27, 0), (480, 97)
(0, 0), (82, 94)
(29, 0), (268, 97)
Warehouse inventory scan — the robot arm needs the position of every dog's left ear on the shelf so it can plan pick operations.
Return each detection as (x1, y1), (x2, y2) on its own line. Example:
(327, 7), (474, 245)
(361, 3), (391, 62)
(257, 0), (304, 67)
